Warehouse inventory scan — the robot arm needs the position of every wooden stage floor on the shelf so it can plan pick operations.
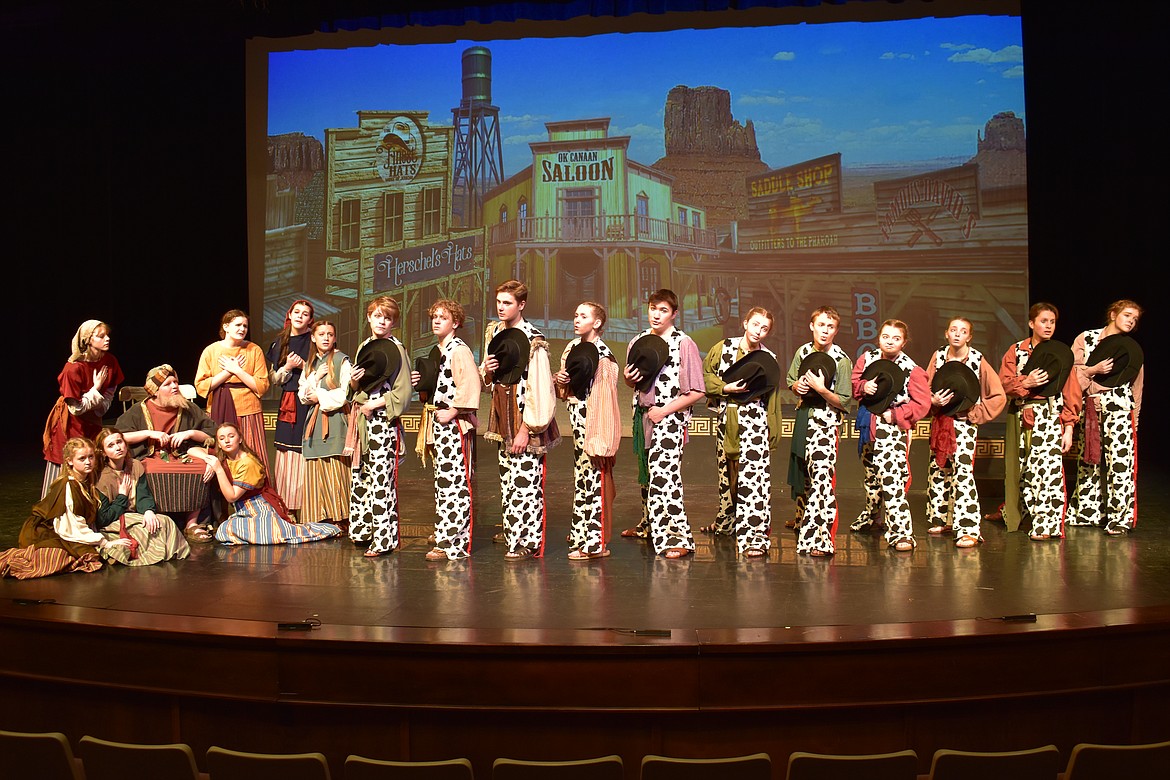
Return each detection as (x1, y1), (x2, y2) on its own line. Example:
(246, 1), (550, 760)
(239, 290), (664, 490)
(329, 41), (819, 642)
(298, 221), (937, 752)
(3, 439), (1169, 632)
(3, 440), (1170, 777)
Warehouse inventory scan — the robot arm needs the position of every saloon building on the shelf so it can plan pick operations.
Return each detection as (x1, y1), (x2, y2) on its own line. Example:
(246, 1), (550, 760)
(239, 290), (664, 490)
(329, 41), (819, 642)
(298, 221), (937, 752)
(483, 118), (721, 342)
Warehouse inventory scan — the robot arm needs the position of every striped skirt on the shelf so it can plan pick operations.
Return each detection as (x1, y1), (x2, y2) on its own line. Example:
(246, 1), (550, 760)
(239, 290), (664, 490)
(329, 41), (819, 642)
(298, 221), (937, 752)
(301, 456), (351, 524)
(214, 493), (341, 546)
(272, 448), (305, 512)
(237, 412), (270, 474)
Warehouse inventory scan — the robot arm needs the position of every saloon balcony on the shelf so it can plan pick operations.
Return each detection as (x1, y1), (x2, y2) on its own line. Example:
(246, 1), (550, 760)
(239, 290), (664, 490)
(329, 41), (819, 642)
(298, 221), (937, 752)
(487, 214), (717, 251)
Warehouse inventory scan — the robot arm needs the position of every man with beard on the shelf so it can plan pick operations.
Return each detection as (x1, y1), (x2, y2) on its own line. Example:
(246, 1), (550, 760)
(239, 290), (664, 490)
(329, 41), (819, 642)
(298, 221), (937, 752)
(116, 364), (219, 541)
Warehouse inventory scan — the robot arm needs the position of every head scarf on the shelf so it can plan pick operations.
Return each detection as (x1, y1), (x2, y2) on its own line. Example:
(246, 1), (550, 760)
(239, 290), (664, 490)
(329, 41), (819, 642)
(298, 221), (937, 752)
(144, 364), (177, 396)
(69, 320), (104, 362)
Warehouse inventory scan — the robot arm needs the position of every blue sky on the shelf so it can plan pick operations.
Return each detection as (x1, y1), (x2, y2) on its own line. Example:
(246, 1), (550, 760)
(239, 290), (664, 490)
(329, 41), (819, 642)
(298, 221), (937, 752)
(268, 13), (1024, 172)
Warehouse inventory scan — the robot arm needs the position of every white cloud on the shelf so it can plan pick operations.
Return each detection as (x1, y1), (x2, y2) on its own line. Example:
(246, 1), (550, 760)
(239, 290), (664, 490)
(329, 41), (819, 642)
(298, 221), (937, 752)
(501, 114), (549, 127)
(940, 43), (976, 51)
(772, 51), (796, 61)
(739, 94), (787, 106)
(948, 45), (1024, 64)
(610, 122), (661, 141)
(502, 132), (547, 147)
(1002, 65), (1025, 79)
(880, 51), (916, 60)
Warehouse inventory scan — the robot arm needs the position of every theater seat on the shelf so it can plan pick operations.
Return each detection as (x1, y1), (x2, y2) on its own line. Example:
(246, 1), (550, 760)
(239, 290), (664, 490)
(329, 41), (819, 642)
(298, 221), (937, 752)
(1059, 740), (1170, 780)
(0, 729), (84, 780)
(79, 734), (208, 780)
(922, 745), (1059, 780)
(640, 753), (771, 780)
(786, 749), (918, 780)
(346, 754), (474, 779)
(206, 746), (331, 780)
(493, 754), (623, 779)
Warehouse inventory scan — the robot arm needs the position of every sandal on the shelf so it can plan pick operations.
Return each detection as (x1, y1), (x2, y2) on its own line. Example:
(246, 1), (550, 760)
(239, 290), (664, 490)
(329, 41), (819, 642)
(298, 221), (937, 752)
(955, 535), (979, 548)
(620, 527), (648, 539)
(809, 549), (832, 557)
(363, 548), (393, 558)
(492, 531), (507, 544)
(893, 539), (914, 552)
(983, 504), (1005, 522)
(504, 547), (536, 561)
(184, 525), (214, 544)
(744, 548), (766, 559)
(568, 548), (611, 561)
(1105, 528), (1129, 537)
(663, 548), (690, 559)
(698, 523), (722, 535)
(1029, 533), (1051, 541)
(425, 548), (447, 561)
(927, 524), (953, 535)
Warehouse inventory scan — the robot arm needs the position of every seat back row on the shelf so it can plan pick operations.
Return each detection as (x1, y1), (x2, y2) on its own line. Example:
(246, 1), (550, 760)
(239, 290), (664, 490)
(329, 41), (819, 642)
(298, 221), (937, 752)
(2, 729), (1168, 779)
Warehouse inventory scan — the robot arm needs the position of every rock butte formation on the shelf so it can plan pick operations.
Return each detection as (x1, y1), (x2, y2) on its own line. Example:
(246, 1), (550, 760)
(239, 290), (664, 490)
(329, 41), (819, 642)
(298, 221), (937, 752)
(970, 111), (1027, 190)
(652, 85), (769, 230)
(269, 132), (325, 191)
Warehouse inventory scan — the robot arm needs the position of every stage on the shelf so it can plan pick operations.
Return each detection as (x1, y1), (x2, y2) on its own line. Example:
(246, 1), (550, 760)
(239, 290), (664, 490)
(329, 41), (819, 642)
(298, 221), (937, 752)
(2, 438), (1170, 777)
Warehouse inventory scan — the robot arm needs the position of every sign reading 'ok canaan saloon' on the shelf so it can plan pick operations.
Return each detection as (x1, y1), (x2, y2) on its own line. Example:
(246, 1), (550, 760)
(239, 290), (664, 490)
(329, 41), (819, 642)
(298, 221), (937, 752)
(374, 236), (477, 288)
(539, 150), (616, 183)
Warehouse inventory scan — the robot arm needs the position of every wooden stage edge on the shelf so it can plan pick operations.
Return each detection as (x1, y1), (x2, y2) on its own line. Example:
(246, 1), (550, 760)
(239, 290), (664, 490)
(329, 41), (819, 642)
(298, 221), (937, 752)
(3, 601), (1170, 711)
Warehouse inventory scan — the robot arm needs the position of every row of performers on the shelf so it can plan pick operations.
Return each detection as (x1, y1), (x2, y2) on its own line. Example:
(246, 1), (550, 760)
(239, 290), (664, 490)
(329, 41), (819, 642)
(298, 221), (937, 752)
(5, 291), (1142, 578)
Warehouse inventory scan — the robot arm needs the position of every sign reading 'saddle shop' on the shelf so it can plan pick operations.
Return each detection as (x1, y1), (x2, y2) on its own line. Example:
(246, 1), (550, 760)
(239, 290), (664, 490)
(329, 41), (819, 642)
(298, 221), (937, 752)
(374, 236), (477, 288)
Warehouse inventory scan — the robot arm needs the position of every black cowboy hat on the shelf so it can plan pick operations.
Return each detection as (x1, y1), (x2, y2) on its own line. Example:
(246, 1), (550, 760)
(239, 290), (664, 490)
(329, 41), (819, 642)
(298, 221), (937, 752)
(797, 350), (838, 408)
(565, 341), (599, 401)
(487, 327), (530, 386)
(1087, 333), (1143, 388)
(413, 345), (441, 402)
(354, 338), (403, 395)
(860, 359), (907, 414)
(932, 361), (980, 417)
(722, 350), (781, 404)
(626, 334), (669, 394)
(1023, 339), (1073, 398)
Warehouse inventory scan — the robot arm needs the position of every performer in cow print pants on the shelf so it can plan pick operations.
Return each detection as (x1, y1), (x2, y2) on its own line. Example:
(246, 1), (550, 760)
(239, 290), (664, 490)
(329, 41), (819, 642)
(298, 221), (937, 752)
(998, 302), (1082, 540)
(621, 289), (706, 559)
(481, 280), (560, 560)
(787, 306), (854, 557)
(851, 319), (932, 551)
(414, 299), (480, 560)
(555, 302), (621, 560)
(924, 317), (1006, 547)
(1071, 299), (1144, 536)
(349, 296), (412, 557)
(702, 307), (783, 558)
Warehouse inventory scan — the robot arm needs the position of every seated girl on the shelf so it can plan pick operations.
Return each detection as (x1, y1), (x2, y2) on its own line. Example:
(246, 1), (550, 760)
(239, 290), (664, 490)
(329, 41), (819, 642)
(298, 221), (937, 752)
(93, 427), (190, 565)
(1, 437), (131, 578)
(208, 422), (341, 545)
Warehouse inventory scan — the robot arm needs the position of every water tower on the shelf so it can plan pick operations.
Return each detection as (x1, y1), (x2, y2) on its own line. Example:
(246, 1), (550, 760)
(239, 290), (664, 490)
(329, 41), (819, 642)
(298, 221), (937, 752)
(451, 46), (505, 228)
